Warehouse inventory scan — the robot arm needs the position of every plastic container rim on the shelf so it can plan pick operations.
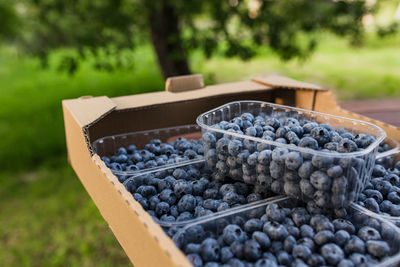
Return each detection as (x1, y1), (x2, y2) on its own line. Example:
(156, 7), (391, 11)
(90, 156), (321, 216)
(196, 100), (386, 158)
(91, 124), (202, 176)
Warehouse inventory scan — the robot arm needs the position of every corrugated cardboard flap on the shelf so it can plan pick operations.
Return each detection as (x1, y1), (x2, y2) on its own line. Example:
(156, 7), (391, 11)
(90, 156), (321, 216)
(62, 96), (116, 128)
(252, 74), (326, 91)
(166, 74), (204, 93)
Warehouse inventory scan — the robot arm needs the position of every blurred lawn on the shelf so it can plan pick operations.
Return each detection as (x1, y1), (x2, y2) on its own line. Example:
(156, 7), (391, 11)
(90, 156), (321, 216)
(1, 33), (400, 266)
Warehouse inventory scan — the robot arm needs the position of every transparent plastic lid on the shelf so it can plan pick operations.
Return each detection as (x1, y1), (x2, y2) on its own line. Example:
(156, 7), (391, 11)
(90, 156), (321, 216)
(197, 101), (386, 158)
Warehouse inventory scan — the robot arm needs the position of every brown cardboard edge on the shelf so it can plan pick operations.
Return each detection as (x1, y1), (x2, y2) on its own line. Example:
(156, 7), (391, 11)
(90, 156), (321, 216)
(165, 74), (204, 92)
(252, 74), (326, 91)
(63, 102), (191, 267)
(92, 155), (191, 267)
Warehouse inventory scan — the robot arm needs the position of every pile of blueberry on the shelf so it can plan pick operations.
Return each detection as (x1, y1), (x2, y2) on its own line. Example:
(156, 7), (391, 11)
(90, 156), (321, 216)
(123, 162), (276, 222)
(101, 138), (204, 178)
(172, 201), (400, 267)
(358, 158), (400, 217)
(203, 112), (378, 209)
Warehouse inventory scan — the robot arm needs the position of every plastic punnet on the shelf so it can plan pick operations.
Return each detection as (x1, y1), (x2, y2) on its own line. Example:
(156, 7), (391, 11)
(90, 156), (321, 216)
(172, 196), (400, 267)
(92, 125), (203, 178)
(197, 101), (386, 209)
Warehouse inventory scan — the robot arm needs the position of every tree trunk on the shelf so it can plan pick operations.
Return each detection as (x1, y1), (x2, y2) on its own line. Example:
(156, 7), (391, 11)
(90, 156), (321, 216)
(147, 1), (191, 79)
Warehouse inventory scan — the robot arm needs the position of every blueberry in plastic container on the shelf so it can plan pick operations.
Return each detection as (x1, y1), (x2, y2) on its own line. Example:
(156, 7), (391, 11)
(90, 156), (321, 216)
(172, 197), (400, 266)
(197, 101), (386, 209)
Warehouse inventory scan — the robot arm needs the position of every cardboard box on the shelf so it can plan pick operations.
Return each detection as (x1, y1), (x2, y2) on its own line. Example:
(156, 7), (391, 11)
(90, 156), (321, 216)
(62, 74), (400, 267)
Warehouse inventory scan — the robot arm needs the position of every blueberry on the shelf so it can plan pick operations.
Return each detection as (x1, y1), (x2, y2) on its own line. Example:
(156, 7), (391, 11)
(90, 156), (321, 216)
(258, 150), (272, 165)
(299, 179), (315, 198)
(243, 239), (262, 261)
(269, 240), (283, 253)
(283, 235), (296, 253)
(247, 193), (262, 203)
(234, 182), (249, 195)
(379, 200), (392, 213)
(149, 195), (161, 210)
(310, 127), (330, 146)
(263, 221), (289, 241)
(358, 226), (381, 241)
(298, 161), (314, 180)
(297, 237), (315, 252)
(285, 152), (303, 170)
(349, 253), (368, 266)
(228, 139), (243, 156)
(384, 173), (400, 187)
(223, 191), (240, 205)
(388, 191), (400, 204)
(327, 165), (343, 178)
(333, 218), (355, 234)
(331, 176), (347, 194)
(230, 241), (244, 259)
(287, 226), (300, 239)
(136, 185), (157, 197)
(324, 141), (338, 151)
(220, 247), (233, 263)
(269, 161), (284, 179)
(223, 224), (247, 244)
(300, 225), (314, 239)
(302, 122), (318, 134)
(285, 131), (300, 145)
(275, 138), (287, 144)
(201, 238), (220, 262)
(345, 235), (366, 254)
(252, 231), (271, 250)
(298, 137), (319, 150)
(247, 152), (259, 166)
(265, 203), (286, 222)
(177, 212), (194, 223)
(276, 126), (291, 139)
(307, 254), (326, 267)
(283, 182), (301, 197)
(353, 134), (375, 148)
(291, 208), (310, 227)
(366, 240), (390, 258)
(364, 198), (380, 212)
(338, 259), (354, 267)
(311, 154), (333, 170)
(315, 219), (334, 232)
(276, 250), (292, 265)
(292, 245), (312, 261)
(314, 230), (334, 245)
(177, 194), (196, 213)
(272, 147), (289, 164)
(202, 199), (220, 212)
(187, 253), (203, 267)
(265, 117), (281, 129)
(372, 164), (387, 177)
(244, 219), (263, 233)
(321, 243), (344, 265)
(185, 243), (202, 254)
(374, 179), (392, 196)
(338, 138), (358, 153)
(174, 180), (192, 197)
(154, 201), (169, 216)
(310, 171), (331, 191)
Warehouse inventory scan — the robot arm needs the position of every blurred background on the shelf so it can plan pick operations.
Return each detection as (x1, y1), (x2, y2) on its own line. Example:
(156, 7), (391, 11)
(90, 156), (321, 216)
(1, 0), (399, 266)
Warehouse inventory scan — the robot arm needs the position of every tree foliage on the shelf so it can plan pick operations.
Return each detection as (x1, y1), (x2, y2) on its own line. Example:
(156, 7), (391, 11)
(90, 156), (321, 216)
(11, 0), (370, 78)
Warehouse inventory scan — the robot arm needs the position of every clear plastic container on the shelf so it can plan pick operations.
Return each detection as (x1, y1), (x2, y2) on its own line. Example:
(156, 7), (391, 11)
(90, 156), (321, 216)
(356, 148), (400, 226)
(172, 196), (400, 267)
(91, 124), (203, 178)
(121, 160), (277, 228)
(197, 101), (386, 209)
(376, 137), (400, 169)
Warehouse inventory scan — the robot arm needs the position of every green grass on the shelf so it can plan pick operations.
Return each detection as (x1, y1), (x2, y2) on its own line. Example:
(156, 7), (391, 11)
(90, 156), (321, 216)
(1, 33), (400, 265)
(0, 162), (131, 266)
(194, 34), (400, 100)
